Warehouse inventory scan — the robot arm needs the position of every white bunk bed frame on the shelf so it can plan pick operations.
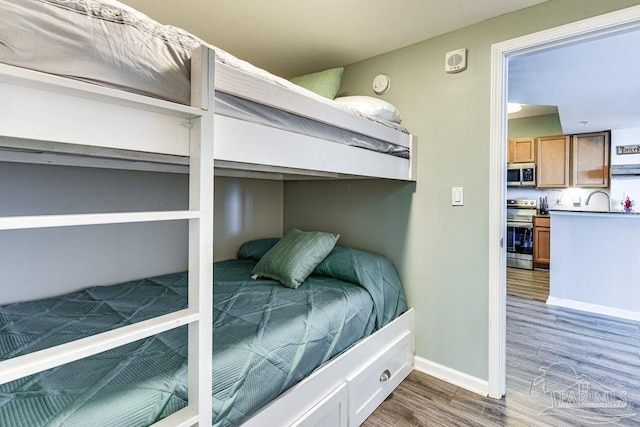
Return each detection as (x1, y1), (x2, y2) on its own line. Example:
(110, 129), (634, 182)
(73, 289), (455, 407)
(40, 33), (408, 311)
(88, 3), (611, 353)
(0, 45), (415, 426)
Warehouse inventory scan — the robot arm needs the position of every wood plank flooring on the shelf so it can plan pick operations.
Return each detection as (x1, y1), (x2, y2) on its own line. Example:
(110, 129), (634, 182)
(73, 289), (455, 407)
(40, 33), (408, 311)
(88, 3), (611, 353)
(364, 295), (640, 426)
(507, 267), (549, 302)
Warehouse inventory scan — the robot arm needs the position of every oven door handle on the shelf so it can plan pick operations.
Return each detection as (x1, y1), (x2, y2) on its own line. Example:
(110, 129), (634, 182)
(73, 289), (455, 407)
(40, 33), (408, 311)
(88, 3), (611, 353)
(507, 222), (533, 229)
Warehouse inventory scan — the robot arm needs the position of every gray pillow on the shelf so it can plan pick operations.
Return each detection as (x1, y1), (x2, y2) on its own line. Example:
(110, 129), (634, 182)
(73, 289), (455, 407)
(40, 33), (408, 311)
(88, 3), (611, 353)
(251, 229), (340, 289)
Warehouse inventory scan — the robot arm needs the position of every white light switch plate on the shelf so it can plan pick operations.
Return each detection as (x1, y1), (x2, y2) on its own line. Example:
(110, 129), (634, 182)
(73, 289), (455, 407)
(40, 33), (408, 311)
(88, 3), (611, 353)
(452, 187), (464, 206)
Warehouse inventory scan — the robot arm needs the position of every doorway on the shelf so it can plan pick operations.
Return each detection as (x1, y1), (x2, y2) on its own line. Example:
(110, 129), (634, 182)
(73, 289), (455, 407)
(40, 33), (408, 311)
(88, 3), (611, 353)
(488, 5), (640, 398)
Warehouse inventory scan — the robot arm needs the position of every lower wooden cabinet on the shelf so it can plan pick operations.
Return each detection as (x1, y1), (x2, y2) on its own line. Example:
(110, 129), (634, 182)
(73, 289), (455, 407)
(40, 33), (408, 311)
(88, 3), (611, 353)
(533, 216), (550, 269)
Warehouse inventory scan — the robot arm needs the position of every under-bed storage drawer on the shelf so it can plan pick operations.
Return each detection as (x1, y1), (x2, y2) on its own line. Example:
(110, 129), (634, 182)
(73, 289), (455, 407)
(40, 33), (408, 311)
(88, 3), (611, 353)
(291, 382), (347, 427)
(347, 331), (412, 426)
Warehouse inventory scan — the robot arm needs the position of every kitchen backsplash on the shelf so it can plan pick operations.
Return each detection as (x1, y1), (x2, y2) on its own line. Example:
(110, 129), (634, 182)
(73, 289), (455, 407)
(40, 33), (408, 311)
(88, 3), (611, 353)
(507, 187), (616, 212)
(611, 178), (640, 211)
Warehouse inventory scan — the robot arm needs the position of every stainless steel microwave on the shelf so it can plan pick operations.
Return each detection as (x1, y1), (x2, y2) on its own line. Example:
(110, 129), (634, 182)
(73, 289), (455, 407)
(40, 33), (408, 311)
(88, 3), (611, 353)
(507, 163), (536, 187)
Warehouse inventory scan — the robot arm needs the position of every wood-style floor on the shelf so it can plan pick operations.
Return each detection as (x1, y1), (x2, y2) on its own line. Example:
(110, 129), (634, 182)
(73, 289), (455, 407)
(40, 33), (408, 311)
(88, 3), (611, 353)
(506, 267), (549, 302)
(364, 295), (640, 426)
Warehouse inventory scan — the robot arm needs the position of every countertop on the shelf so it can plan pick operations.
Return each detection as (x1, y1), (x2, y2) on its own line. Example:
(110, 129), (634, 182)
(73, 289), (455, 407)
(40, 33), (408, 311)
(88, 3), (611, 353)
(549, 208), (640, 217)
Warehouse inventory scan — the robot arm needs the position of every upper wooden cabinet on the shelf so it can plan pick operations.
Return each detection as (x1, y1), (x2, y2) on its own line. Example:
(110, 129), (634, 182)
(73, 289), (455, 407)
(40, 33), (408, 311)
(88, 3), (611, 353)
(572, 131), (610, 188)
(514, 131), (610, 188)
(508, 137), (535, 163)
(536, 135), (570, 188)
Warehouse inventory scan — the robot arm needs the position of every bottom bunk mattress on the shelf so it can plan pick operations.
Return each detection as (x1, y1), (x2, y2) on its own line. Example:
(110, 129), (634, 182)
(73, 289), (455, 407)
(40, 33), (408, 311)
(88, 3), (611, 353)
(0, 241), (407, 426)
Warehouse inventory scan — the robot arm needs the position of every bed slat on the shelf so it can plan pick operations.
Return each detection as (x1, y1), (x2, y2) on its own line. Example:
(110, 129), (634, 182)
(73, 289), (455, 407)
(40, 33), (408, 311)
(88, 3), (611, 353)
(0, 210), (199, 231)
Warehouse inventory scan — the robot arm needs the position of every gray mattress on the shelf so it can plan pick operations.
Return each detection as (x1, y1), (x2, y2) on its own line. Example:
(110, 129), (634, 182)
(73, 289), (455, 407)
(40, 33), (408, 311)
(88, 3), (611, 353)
(0, 0), (409, 158)
(0, 241), (408, 426)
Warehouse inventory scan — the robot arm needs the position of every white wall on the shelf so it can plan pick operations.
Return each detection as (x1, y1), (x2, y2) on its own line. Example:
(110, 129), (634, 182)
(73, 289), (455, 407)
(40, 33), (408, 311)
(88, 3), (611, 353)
(0, 162), (189, 304)
(611, 127), (640, 211)
(611, 127), (640, 166)
(214, 176), (283, 261)
(0, 163), (284, 304)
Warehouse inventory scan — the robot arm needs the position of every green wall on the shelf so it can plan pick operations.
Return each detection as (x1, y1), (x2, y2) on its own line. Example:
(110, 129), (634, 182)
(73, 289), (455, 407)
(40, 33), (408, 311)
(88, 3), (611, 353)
(508, 113), (563, 139)
(284, 0), (640, 382)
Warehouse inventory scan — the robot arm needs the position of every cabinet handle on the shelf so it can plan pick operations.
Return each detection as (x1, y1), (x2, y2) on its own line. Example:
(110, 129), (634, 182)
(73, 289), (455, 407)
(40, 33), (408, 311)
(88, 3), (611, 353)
(379, 369), (391, 382)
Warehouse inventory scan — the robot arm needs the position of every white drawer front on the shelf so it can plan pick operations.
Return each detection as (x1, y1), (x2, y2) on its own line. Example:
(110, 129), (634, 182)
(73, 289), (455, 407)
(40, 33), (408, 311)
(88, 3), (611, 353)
(347, 331), (412, 426)
(291, 382), (348, 427)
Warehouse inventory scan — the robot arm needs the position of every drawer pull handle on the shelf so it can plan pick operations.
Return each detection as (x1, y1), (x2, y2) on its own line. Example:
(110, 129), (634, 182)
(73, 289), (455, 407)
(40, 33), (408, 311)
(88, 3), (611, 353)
(379, 369), (391, 382)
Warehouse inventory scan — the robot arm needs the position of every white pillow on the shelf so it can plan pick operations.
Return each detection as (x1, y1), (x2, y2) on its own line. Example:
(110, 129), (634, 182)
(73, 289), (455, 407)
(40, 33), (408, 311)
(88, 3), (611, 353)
(334, 96), (403, 123)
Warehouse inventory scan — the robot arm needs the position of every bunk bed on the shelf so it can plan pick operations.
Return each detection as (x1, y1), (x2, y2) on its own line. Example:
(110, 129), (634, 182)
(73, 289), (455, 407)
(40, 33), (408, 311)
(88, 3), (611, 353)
(0, 0), (417, 181)
(0, 0), (417, 426)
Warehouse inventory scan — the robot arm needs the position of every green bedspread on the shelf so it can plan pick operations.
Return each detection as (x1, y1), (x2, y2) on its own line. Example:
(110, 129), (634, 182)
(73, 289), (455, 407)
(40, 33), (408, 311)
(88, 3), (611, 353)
(0, 241), (407, 426)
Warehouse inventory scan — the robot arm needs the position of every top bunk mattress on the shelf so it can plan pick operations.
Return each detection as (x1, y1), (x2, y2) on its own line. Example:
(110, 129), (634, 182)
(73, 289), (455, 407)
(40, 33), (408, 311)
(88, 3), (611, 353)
(0, 0), (409, 142)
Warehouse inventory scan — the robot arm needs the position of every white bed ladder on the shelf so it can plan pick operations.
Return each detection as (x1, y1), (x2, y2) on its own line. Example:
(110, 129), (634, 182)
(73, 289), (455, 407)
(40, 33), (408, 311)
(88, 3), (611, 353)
(0, 45), (216, 427)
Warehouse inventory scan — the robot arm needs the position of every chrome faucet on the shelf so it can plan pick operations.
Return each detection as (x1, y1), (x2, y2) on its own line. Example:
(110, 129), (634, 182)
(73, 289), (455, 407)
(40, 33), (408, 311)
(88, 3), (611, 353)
(585, 190), (611, 211)
(549, 189), (565, 206)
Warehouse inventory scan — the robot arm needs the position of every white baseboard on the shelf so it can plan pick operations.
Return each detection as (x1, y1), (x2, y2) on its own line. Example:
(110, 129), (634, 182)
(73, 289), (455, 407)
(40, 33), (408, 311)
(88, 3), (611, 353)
(546, 296), (640, 322)
(413, 356), (489, 397)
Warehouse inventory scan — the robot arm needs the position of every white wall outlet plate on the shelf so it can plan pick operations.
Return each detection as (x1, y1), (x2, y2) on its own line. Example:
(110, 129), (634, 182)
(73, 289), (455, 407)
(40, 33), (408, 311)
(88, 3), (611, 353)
(452, 187), (464, 206)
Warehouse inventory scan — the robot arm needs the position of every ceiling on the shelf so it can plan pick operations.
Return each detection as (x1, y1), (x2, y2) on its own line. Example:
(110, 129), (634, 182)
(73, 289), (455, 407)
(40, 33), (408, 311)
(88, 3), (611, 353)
(508, 29), (640, 134)
(508, 104), (558, 120)
(121, 0), (547, 78)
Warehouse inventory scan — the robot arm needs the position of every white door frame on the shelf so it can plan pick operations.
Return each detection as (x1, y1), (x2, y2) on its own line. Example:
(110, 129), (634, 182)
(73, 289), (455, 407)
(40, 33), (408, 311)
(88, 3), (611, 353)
(488, 5), (640, 399)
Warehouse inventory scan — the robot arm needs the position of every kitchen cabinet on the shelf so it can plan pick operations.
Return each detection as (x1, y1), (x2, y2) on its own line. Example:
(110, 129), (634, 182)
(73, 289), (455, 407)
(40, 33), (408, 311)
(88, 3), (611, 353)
(533, 216), (550, 269)
(536, 135), (570, 188)
(535, 132), (610, 189)
(572, 131), (610, 188)
(508, 137), (535, 163)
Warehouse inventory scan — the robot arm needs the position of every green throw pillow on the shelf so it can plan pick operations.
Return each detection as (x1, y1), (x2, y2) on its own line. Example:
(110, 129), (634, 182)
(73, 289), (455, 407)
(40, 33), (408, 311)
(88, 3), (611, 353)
(251, 229), (340, 289)
(290, 67), (344, 99)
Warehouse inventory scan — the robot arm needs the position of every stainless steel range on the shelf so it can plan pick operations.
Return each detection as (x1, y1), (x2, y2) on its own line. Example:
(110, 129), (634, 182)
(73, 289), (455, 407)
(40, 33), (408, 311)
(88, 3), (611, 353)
(506, 199), (536, 270)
